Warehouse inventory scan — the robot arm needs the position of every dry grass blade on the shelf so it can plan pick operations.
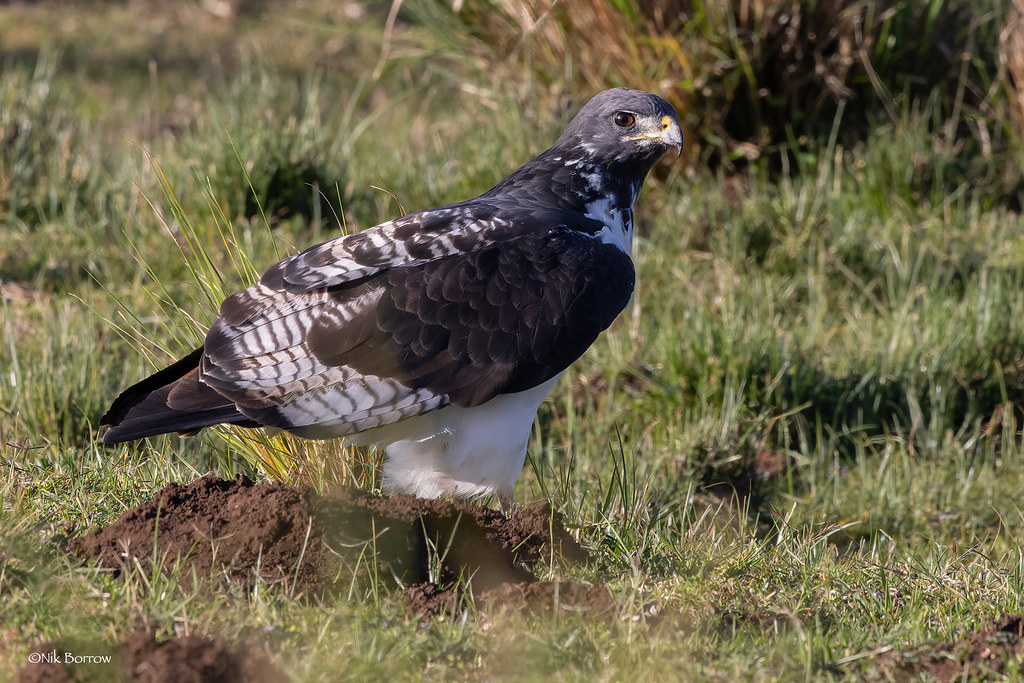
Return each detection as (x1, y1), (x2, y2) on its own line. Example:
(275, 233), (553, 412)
(1004, 0), (1024, 127)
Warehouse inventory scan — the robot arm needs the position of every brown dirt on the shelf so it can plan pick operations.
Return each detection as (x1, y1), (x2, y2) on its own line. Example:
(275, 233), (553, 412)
(119, 631), (284, 683)
(854, 615), (1024, 681)
(72, 475), (320, 590)
(69, 474), (604, 615)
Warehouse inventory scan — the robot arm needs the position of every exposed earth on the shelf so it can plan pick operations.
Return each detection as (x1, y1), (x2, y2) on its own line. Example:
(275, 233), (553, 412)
(16, 631), (285, 683)
(69, 474), (602, 611)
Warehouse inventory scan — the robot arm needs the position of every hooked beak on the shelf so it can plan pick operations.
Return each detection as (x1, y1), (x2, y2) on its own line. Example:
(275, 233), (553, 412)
(629, 115), (683, 156)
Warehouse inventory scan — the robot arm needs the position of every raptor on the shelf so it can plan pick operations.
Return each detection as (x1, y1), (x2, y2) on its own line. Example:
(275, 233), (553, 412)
(101, 88), (682, 504)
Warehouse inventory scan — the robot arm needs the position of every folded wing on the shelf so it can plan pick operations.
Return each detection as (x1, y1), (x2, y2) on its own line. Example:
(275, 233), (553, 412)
(102, 204), (634, 443)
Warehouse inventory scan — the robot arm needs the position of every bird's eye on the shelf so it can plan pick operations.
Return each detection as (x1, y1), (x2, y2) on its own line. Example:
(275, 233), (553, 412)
(613, 112), (636, 128)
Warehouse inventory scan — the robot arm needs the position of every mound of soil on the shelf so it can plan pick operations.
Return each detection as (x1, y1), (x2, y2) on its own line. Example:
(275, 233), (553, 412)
(119, 631), (283, 683)
(72, 475), (321, 590)
(855, 615), (1024, 681)
(70, 474), (605, 614)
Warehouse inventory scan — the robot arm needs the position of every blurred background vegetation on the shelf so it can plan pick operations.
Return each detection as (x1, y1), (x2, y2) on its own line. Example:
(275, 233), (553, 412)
(5, 0), (1021, 226)
(437, 0), (1023, 174)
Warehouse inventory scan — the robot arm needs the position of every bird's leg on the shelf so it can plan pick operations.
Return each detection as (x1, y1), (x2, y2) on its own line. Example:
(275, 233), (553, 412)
(498, 493), (516, 516)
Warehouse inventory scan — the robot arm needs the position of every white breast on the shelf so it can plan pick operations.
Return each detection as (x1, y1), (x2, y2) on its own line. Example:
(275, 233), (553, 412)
(585, 198), (634, 255)
(351, 375), (560, 500)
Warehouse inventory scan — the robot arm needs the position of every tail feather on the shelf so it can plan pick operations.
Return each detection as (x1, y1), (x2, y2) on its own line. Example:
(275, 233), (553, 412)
(101, 346), (254, 444)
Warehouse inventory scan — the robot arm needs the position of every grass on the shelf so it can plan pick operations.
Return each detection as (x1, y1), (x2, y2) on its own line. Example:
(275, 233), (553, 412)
(3, 0), (1024, 680)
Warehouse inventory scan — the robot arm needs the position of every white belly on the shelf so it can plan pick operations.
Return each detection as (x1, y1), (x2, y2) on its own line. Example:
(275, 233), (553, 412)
(353, 375), (560, 500)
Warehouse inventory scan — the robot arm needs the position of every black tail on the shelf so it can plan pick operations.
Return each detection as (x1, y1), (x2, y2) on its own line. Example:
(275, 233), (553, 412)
(100, 346), (254, 444)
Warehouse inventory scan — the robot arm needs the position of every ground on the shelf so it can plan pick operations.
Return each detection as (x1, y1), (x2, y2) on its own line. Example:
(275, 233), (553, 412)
(8, 476), (1024, 681)
(70, 475), (605, 611)
(12, 476), (614, 681)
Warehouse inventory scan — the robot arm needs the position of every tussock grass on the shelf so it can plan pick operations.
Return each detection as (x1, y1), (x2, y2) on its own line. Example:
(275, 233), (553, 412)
(430, 0), (1024, 180)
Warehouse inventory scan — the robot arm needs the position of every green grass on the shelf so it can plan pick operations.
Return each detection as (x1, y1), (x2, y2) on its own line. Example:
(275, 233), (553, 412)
(4, 0), (1024, 680)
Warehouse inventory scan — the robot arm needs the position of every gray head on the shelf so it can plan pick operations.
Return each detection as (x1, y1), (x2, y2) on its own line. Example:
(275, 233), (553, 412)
(553, 88), (682, 169)
(482, 88), (681, 211)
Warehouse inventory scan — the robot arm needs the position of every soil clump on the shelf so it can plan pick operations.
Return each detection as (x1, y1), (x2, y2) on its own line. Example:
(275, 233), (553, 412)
(70, 474), (603, 614)
(15, 632), (284, 683)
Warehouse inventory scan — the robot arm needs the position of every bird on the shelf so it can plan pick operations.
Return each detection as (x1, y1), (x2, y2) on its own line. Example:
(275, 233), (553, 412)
(100, 88), (682, 505)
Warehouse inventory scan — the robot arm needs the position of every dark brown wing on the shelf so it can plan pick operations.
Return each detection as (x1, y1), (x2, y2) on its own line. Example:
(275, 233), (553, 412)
(305, 228), (635, 409)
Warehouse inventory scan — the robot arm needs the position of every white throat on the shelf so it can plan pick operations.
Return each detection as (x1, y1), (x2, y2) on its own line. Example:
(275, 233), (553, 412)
(585, 198), (634, 255)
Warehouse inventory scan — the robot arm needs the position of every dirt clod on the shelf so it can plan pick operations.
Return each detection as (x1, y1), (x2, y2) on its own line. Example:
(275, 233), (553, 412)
(120, 631), (284, 683)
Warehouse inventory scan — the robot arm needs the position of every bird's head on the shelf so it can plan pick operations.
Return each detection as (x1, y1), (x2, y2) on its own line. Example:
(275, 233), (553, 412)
(482, 88), (681, 211)
(557, 88), (682, 169)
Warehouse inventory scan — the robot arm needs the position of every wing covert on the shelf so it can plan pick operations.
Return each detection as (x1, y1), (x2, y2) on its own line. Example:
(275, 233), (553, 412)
(307, 228), (635, 409)
(198, 209), (623, 437)
(257, 202), (602, 294)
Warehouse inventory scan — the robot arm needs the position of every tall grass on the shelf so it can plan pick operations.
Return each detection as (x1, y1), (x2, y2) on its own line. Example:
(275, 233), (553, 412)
(427, 0), (1024, 193)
